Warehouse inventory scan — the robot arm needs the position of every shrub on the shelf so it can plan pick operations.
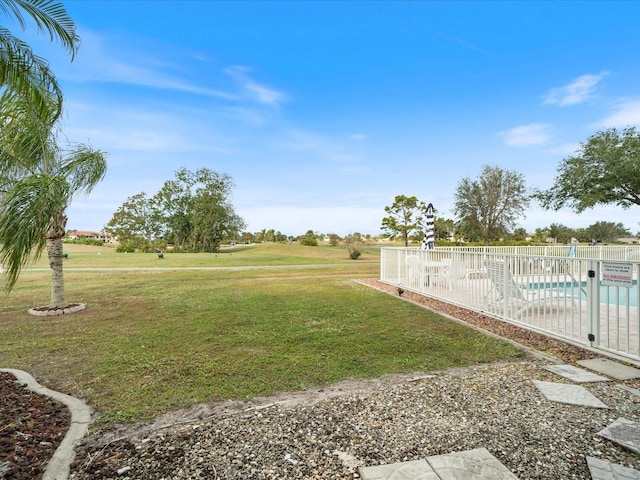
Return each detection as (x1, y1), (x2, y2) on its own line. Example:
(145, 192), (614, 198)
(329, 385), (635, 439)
(343, 233), (366, 260)
(63, 238), (104, 247)
(300, 236), (318, 246)
(347, 244), (362, 259)
(116, 241), (136, 253)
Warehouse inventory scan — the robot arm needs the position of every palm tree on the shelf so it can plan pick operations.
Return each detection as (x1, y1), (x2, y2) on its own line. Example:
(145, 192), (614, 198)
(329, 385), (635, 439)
(0, 90), (107, 310)
(0, 0), (79, 120)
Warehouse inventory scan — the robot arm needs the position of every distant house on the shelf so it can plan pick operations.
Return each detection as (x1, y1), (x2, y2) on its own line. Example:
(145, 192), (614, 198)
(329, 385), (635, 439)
(66, 230), (113, 243)
(618, 237), (640, 244)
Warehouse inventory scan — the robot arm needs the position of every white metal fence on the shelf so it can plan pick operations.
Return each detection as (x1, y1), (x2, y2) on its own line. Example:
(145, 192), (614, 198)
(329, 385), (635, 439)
(435, 244), (640, 260)
(380, 246), (640, 362)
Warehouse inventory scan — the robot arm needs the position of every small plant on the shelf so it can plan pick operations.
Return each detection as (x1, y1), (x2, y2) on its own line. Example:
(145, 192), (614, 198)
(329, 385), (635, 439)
(116, 241), (136, 253)
(343, 232), (365, 260)
(347, 244), (362, 259)
(63, 238), (104, 247)
(300, 236), (318, 246)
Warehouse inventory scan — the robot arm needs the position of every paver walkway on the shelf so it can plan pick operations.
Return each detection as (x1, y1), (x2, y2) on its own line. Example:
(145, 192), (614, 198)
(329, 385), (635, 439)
(358, 358), (640, 480)
(597, 418), (640, 455)
(542, 364), (610, 383)
(359, 448), (517, 480)
(532, 380), (609, 408)
(587, 456), (640, 480)
(578, 358), (640, 381)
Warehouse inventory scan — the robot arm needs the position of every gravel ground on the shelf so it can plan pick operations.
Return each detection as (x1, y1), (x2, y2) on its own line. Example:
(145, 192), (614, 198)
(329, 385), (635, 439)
(5, 279), (640, 479)
(69, 362), (640, 479)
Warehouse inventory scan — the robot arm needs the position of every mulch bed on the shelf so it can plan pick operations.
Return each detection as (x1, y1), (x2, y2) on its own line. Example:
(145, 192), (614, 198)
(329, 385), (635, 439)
(0, 372), (70, 480)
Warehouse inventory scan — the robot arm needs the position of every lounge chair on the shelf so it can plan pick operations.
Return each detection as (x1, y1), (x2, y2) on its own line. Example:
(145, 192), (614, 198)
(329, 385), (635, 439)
(405, 254), (449, 288)
(440, 257), (468, 289)
(405, 255), (423, 287)
(483, 259), (577, 317)
(543, 244), (577, 274)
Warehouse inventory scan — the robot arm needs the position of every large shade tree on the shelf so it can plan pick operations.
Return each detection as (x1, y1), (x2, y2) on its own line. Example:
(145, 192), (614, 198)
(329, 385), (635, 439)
(381, 195), (428, 247)
(154, 167), (246, 252)
(106, 167), (246, 253)
(0, 91), (107, 309)
(0, 0), (79, 119)
(105, 192), (164, 251)
(586, 221), (630, 243)
(535, 127), (640, 212)
(454, 165), (529, 245)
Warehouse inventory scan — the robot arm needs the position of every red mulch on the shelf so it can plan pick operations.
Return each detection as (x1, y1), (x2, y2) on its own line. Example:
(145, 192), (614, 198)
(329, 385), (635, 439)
(0, 372), (71, 480)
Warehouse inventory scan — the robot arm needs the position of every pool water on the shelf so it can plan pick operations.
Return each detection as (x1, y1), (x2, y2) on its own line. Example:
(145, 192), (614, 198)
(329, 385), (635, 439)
(527, 280), (639, 307)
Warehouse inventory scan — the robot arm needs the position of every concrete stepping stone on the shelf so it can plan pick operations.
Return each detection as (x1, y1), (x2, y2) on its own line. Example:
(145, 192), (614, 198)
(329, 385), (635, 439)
(358, 448), (517, 479)
(358, 459), (438, 479)
(598, 418), (640, 455)
(532, 380), (608, 408)
(542, 364), (610, 383)
(577, 358), (640, 380)
(586, 456), (640, 480)
(617, 384), (640, 397)
(425, 448), (518, 479)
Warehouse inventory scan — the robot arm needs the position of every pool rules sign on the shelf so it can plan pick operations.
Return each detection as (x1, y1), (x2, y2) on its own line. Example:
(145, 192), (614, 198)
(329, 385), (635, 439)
(602, 262), (633, 288)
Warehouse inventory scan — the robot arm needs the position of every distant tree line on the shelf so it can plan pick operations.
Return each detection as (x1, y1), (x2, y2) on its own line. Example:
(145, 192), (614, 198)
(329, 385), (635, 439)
(105, 167), (245, 253)
(383, 126), (640, 247)
(531, 221), (631, 244)
(400, 219), (631, 245)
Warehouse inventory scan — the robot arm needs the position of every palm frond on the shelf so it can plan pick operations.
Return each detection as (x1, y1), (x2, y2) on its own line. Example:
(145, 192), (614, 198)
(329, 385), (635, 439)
(0, 173), (69, 290)
(59, 144), (108, 196)
(0, 0), (79, 58)
(0, 88), (57, 176)
(0, 28), (64, 119)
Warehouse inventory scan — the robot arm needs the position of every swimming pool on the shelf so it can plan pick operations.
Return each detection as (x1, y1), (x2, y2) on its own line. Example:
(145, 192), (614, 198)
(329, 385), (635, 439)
(527, 280), (639, 307)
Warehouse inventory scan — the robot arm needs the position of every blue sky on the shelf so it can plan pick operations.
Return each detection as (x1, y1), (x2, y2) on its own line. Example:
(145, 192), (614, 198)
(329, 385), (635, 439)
(18, 1), (640, 236)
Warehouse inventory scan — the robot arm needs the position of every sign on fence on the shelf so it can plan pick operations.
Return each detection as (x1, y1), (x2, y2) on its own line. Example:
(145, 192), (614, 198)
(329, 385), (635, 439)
(602, 262), (633, 288)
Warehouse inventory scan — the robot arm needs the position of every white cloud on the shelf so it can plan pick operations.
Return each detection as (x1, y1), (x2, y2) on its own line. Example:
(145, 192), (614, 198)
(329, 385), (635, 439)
(349, 133), (368, 141)
(595, 98), (640, 128)
(543, 72), (609, 106)
(436, 32), (488, 54)
(279, 129), (365, 165)
(61, 99), (238, 155)
(225, 66), (287, 106)
(281, 130), (324, 151)
(64, 31), (237, 100)
(499, 123), (551, 147)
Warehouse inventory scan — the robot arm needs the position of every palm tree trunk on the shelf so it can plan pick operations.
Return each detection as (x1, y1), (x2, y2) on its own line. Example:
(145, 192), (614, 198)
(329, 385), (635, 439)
(46, 210), (68, 308)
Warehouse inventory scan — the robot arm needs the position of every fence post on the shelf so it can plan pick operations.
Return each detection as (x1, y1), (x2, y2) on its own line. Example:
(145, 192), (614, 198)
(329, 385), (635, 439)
(501, 258), (509, 318)
(587, 260), (600, 347)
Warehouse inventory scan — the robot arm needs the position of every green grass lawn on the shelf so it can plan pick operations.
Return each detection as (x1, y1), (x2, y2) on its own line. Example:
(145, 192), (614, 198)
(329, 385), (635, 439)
(24, 241), (381, 269)
(1, 243), (523, 425)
